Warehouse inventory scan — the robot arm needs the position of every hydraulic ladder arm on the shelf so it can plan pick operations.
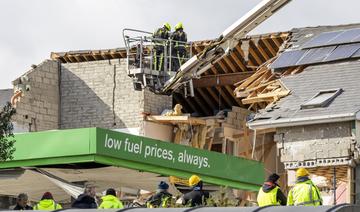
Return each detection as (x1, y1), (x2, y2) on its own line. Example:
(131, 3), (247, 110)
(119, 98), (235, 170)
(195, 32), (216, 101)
(161, 0), (292, 93)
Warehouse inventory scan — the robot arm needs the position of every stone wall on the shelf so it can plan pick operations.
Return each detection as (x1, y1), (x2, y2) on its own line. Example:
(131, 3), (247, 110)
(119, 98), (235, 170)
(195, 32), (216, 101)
(60, 59), (172, 131)
(12, 58), (172, 133)
(13, 60), (59, 131)
(275, 122), (355, 169)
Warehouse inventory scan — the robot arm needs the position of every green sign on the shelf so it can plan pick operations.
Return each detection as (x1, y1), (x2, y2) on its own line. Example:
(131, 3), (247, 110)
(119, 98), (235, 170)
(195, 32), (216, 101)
(2, 128), (264, 191)
(96, 128), (264, 189)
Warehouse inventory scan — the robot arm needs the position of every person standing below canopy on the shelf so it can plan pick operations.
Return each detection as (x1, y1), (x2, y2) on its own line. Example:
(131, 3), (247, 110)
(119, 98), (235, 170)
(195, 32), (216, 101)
(146, 181), (173, 208)
(13, 193), (33, 210)
(98, 188), (124, 209)
(287, 168), (323, 206)
(182, 175), (209, 207)
(72, 184), (97, 209)
(33, 192), (62, 210)
(257, 173), (287, 206)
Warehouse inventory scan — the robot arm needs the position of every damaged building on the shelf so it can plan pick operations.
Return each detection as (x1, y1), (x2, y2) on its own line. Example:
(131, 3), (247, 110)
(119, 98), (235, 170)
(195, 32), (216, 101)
(2, 0), (360, 206)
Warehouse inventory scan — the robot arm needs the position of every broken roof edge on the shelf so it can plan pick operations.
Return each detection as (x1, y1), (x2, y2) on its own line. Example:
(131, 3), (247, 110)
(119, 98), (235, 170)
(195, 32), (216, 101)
(248, 112), (357, 130)
(50, 31), (290, 63)
(12, 59), (54, 86)
(289, 22), (360, 33)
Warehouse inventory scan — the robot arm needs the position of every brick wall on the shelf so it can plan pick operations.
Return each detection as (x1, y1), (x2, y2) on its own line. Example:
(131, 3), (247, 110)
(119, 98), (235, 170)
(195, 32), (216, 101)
(60, 59), (172, 131)
(13, 60), (59, 131)
(275, 122), (354, 168)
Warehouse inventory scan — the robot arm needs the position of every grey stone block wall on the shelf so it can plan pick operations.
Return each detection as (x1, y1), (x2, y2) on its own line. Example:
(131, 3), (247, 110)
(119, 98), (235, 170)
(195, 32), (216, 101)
(12, 58), (172, 132)
(60, 59), (172, 131)
(275, 122), (354, 164)
(13, 60), (59, 131)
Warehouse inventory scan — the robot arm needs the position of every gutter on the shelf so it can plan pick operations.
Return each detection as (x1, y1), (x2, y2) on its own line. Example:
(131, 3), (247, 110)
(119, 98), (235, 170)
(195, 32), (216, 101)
(248, 113), (356, 130)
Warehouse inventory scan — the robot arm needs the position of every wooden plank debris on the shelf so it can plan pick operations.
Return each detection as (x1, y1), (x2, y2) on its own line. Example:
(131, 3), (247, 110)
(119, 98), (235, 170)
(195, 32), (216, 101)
(146, 115), (206, 125)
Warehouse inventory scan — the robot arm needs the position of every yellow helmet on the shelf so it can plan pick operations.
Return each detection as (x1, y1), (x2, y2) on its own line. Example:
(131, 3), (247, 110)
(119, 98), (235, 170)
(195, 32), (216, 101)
(175, 22), (184, 31)
(188, 175), (201, 186)
(296, 168), (309, 177)
(163, 22), (171, 31)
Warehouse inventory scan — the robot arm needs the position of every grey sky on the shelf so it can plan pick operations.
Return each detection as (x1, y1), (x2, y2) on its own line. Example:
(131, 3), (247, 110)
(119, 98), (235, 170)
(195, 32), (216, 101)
(0, 0), (359, 89)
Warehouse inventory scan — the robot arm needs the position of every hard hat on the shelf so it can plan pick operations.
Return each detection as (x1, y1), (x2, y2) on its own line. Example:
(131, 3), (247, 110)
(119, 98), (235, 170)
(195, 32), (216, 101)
(296, 168), (309, 177)
(175, 22), (184, 30)
(189, 175), (201, 186)
(163, 22), (171, 31)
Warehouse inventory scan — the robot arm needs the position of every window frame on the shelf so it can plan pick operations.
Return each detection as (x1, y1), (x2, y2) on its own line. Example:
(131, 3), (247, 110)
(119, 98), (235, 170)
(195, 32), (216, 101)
(300, 88), (342, 109)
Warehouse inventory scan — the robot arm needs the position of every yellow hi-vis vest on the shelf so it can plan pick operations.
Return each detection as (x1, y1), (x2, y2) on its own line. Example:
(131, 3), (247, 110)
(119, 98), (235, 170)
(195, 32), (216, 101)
(146, 195), (171, 208)
(287, 180), (322, 206)
(34, 199), (62, 210)
(257, 186), (280, 207)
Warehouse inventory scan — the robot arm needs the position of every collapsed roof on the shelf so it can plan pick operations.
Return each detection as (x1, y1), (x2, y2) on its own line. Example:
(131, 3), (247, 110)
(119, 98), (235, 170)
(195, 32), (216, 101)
(50, 23), (360, 119)
(247, 23), (360, 129)
(51, 33), (288, 116)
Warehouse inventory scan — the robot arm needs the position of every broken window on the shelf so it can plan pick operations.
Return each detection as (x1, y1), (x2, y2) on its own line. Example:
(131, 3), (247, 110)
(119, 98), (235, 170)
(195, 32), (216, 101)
(301, 88), (342, 109)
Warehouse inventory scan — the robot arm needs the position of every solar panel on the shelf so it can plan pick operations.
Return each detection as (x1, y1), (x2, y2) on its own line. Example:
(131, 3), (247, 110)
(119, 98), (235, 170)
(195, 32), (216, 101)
(351, 48), (360, 58)
(327, 28), (360, 45)
(354, 33), (360, 42)
(324, 43), (360, 61)
(302, 31), (343, 49)
(270, 50), (307, 69)
(296, 46), (336, 65)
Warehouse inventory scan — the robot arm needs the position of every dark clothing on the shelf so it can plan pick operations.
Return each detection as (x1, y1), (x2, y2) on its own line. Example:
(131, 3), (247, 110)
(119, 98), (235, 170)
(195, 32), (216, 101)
(71, 194), (97, 209)
(171, 30), (187, 46)
(146, 191), (172, 208)
(182, 188), (209, 207)
(297, 176), (310, 183)
(153, 27), (170, 71)
(153, 27), (170, 41)
(262, 182), (287, 206)
(13, 204), (33, 210)
(170, 29), (188, 71)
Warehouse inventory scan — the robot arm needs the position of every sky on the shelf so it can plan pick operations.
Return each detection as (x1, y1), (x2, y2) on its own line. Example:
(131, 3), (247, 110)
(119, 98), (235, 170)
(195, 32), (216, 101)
(0, 0), (359, 89)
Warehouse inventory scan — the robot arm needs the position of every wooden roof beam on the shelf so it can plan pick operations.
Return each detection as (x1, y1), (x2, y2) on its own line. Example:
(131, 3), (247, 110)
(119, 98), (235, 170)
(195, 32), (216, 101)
(223, 56), (238, 73)
(260, 38), (277, 57)
(193, 72), (255, 88)
(196, 88), (217, 114)
(229, 50), (248, 72)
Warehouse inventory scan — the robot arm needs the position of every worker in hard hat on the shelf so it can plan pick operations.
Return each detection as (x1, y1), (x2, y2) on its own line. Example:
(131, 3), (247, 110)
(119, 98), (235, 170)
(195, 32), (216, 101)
(146, 181), (173, 208)
(287, 168), (322, 206)
(257, 173), (287, 206)
(182, 175), (209, 207)
(153, 23), (171, 71)
(170, 22), (188, 72)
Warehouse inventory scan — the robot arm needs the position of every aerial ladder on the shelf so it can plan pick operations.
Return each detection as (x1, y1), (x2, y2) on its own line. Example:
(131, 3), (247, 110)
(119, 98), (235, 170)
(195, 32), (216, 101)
(123, 0), (292, 95)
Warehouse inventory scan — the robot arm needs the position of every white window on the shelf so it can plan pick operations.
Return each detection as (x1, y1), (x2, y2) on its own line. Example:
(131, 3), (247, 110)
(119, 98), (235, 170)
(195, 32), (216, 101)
(301, 88), (342, 109)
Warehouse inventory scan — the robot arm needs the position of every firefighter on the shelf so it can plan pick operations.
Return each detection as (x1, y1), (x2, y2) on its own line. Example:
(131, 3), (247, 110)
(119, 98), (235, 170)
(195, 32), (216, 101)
(153, 23), (171, 71)
(170, 22), (188, 72)
(257, 173), (287, 206)
(287, 168), (323, 206)
(146, 181), (172, 208)
(182, 175), (209, 207)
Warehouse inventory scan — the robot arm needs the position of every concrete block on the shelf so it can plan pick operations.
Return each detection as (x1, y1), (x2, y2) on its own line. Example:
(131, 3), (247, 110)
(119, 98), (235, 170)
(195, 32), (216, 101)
(316, 150), (328, 158)
(232, 106), (250, 114)
(341, 149), (350, 157)
(236, 113), (246, 120)
(328, 150), (340, 158)
(227, 112), (236, 119)
(293, 153), (305, 161)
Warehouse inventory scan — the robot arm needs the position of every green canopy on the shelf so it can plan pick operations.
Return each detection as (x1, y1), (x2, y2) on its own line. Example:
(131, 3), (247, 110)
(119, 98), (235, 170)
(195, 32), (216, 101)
(1, 128), (264, 191)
